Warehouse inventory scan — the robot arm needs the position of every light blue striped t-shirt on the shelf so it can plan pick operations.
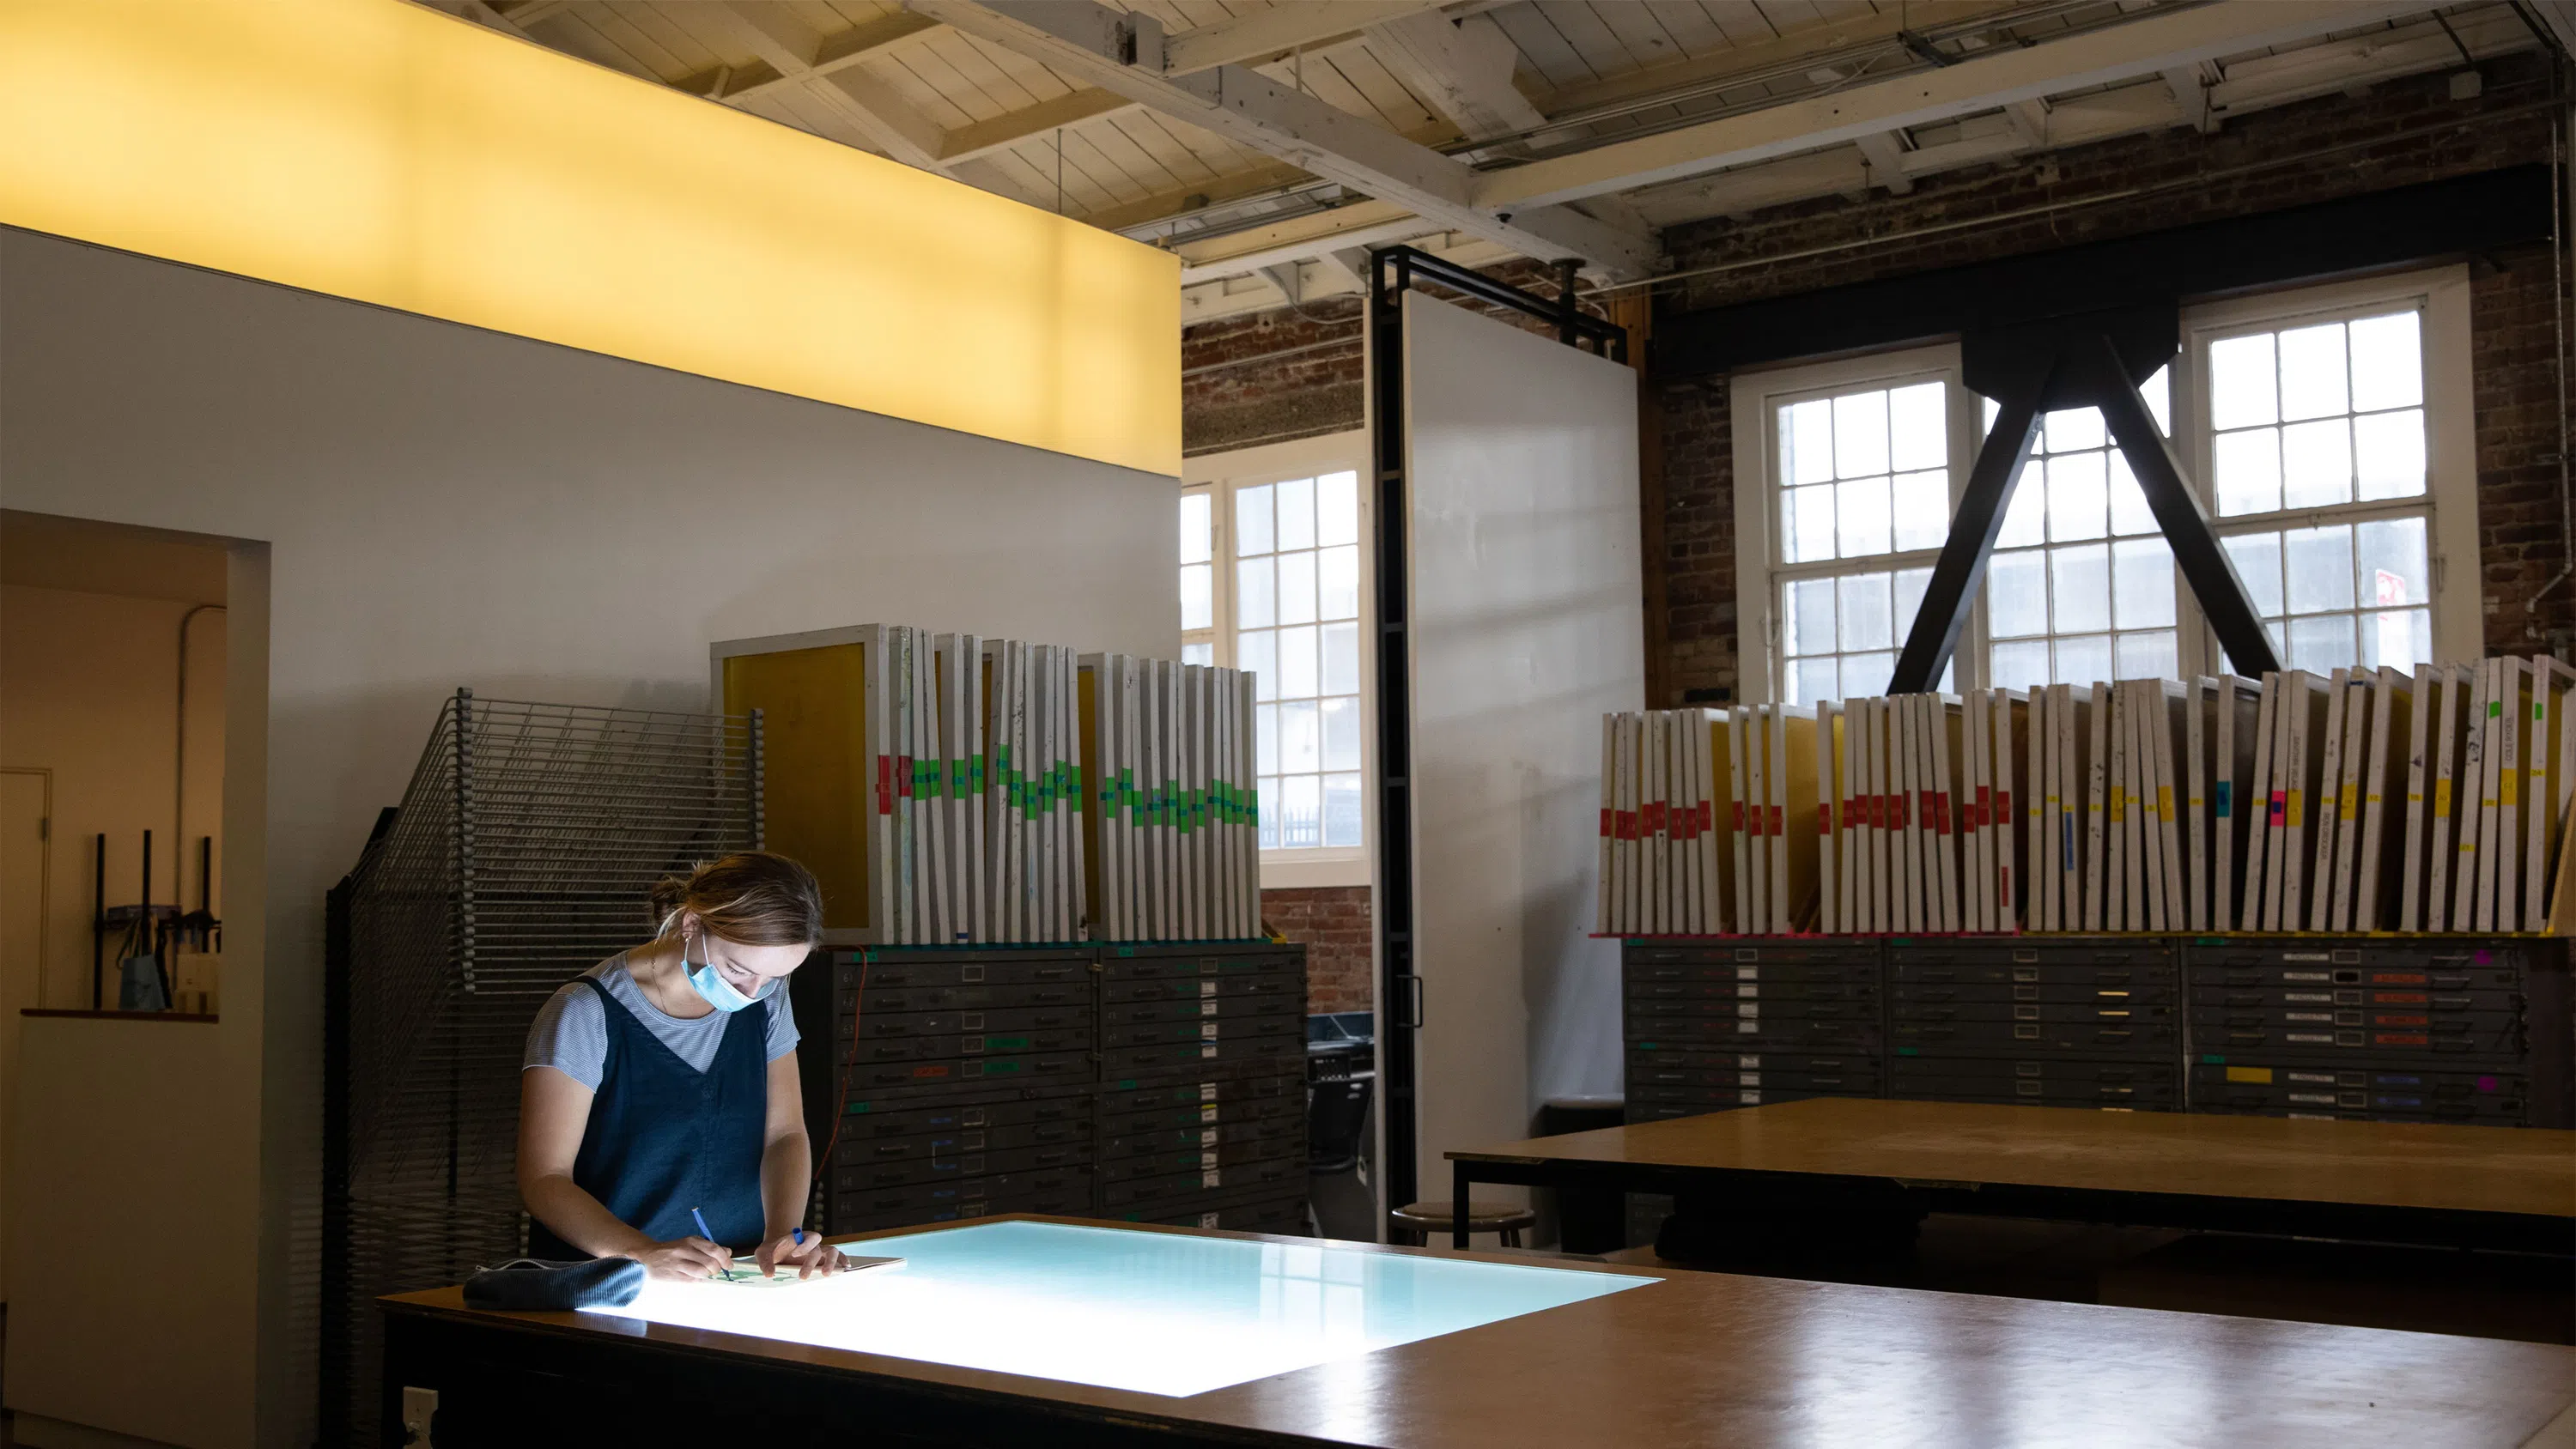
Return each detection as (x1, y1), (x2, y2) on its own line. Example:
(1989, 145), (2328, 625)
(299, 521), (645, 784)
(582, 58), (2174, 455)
(522, 953), (799, 1089)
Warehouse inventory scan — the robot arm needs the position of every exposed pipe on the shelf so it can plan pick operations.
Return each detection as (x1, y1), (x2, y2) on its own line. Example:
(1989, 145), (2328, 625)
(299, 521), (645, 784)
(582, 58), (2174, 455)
(175, 603), (224, 909)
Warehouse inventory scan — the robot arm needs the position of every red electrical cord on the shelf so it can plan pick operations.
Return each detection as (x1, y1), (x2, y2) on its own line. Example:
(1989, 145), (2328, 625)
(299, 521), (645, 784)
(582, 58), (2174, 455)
(808, 955), (869, 1221)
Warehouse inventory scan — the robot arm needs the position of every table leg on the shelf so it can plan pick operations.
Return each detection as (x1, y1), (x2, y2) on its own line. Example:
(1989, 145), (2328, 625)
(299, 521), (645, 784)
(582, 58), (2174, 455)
(1453, 1160), (1470, 1250)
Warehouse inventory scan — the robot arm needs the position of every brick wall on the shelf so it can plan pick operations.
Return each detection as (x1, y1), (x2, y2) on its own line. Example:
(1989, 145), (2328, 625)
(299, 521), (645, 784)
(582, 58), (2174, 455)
(1183, 298), (1364, 458)
(1651, 57), (2571, 699)
(1181, 260), (1603, 458)
(1181, 56), (2574, 697)
(1262, 884), (1374, 1014)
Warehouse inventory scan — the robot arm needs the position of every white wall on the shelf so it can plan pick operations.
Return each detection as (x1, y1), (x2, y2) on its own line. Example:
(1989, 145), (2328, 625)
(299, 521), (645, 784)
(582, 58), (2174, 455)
(1400, 291), (1642, 1202)
(0, 227), (1178, 1448)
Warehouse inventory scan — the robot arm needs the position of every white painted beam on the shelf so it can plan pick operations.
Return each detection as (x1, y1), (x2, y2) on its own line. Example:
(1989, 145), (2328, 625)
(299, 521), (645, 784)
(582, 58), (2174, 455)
(1852, 130), (1914, 194)
(940, 89), (1133, 164)
(1364, 10), (1546, 143)
(1316, 247), (1376, 289)
(715, 3), (953, 169)
(1173, 199), (1422, 282)
(1625, 12), (2537, 231)
(1182, 235), (1520, 324)
(1162, 1), (1446, 76)
(908, 0), (1661, 278)
(2003, 99), (2048, 148)
(1474, 0), (2445, 210)
(2162, 64), (2213, 132)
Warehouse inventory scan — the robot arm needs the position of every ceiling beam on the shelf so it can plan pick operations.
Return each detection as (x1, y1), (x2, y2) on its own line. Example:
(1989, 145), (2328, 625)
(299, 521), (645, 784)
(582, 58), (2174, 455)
(908, 0), (1661, 279)
(2162, 64), (2213, 132)
(2526, 2), (2576, 60)
(1624, 9), (2538, 230)
(1176, 200), (1435, 283)
(1851, 130), (1914, 194)
(1153, 1), (2532, 291)
(1527, 0), (2029, 121)
(940, 89), (1135, 164)
(714, 3), (951, 168)
(1160, 1), (1446, 76)
(1082, 161), (1319, 234)
(671, 12), (943, 105)
(1364, 9), (1546, 143)
(1474, 0), (2445, 211)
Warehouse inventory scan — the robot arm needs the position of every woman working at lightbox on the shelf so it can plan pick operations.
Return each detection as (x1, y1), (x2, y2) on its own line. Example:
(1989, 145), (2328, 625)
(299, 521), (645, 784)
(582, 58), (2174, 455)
(518, 852), (848, 1282)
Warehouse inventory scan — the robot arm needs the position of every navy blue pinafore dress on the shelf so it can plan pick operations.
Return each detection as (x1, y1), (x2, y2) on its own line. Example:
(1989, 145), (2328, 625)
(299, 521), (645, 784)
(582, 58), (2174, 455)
(526, 977), (769, 1260)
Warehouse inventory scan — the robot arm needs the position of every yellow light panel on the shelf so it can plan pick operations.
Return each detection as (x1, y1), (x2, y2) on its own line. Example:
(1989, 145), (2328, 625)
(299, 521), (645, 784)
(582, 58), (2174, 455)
(0, 0), (1180, 476)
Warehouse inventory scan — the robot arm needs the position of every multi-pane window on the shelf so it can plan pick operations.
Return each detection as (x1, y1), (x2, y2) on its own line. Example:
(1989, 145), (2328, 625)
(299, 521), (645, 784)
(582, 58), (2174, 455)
(1984, 373), (2176, 691)
(1740, 270), (2470, 706)
(1179, 490), (1216, 664)
(1773, 378), (1950, 706)
(1176, 462), (1365, 858)
(2206, 308), (2434, 672)
(1237, 475), (1364, 850)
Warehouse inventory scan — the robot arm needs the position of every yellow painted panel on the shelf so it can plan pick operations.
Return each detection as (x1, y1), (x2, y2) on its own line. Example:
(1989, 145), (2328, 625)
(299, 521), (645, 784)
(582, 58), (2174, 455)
(726, 646), (872, 933)
(2225, 1066), (2274, 1084)
(0, 0), (1180, 476)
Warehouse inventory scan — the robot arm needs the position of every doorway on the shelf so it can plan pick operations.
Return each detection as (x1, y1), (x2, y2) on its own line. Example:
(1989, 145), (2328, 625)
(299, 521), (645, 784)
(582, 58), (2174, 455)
(0, 766), (49, 1300)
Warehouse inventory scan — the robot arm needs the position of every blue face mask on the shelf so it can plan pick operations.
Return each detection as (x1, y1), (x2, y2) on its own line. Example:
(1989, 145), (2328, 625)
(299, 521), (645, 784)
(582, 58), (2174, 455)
(682, 935), (775, 1014)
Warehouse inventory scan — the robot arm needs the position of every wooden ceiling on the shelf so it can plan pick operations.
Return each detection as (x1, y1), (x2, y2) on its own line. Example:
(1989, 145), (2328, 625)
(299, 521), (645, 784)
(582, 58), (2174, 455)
(434, 1), (2552, 323)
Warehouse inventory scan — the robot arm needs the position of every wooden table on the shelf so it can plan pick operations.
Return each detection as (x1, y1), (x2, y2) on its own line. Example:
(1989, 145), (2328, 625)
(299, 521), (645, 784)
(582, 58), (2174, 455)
(1448, 1097), (2576, 1252)
(379, 1215), (2576, 1447)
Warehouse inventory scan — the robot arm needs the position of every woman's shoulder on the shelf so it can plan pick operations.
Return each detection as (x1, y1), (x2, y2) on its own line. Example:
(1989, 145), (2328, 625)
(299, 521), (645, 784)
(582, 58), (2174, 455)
(536, 956), (624, 1016)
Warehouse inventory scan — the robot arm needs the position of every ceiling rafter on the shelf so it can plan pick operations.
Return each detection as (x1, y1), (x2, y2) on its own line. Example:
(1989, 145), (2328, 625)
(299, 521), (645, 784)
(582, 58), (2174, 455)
(711, 3), (951, 168)
(1160, 1), (1448, 76)
(1851, 130), (1916, 194)
(1363, 9), (1546, 145)
(905, 0), (1662, 279)
(1473, 0), (2448, 211)
(1174, 3), (2541, 322)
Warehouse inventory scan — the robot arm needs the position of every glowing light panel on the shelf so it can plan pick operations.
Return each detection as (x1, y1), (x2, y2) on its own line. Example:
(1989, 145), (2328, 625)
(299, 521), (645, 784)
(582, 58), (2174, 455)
(0, 0), (1179, 476)
(583, 1220), (1654, 1397)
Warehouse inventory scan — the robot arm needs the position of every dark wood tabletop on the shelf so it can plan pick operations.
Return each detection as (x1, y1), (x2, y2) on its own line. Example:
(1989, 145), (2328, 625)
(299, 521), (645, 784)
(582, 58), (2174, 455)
(1449, 1097), (2576, 1219)
(384, 1216), (2576, 1447)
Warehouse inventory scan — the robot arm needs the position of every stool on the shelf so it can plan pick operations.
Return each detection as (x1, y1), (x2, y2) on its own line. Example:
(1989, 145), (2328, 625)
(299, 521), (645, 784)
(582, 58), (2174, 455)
(1391, 1200), (1538, 1248)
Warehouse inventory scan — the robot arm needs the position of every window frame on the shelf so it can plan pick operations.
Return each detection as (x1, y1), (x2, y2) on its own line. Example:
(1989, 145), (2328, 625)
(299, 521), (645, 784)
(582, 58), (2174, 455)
(1732, 267), (2477, 704)
(2173, 264), (2479, 674)
(1181, 428), (1373, 889)
(1730, 343), (1981, 708)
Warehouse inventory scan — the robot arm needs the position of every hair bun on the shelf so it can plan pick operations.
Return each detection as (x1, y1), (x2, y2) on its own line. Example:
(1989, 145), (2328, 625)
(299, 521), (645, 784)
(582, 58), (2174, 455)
(647, 872), (694, 928)
(643, 853), (823, 947)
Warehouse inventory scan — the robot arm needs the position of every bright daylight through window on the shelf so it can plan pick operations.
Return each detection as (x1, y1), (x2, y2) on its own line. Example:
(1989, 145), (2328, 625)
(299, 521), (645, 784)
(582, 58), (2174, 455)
(1180, 470), (1364, 852)
(1753, 278), (2453, 707)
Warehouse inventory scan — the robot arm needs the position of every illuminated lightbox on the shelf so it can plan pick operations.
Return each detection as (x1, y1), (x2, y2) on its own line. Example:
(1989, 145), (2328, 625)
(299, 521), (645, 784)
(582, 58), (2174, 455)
(583, 1219), (1655, 1397)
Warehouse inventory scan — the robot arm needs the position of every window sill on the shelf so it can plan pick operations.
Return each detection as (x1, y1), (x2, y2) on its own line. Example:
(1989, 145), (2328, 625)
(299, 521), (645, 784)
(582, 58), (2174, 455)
(1260, 851), (1370, 891)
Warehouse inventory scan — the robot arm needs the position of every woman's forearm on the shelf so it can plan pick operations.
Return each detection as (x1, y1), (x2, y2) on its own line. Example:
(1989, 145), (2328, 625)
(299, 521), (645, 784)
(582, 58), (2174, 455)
(523, 1172), (656, 1258)
(761, 1129), (815, 1240)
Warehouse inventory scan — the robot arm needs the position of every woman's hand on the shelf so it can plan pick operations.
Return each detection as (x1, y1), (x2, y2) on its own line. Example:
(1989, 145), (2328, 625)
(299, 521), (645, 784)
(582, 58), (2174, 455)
(627, 1236), (733, 1282)
(756, 1230), (848, 1281)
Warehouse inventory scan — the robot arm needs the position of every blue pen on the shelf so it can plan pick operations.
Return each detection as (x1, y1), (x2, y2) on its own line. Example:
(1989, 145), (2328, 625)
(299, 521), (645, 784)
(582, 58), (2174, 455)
(690, 1207), (735, 1280)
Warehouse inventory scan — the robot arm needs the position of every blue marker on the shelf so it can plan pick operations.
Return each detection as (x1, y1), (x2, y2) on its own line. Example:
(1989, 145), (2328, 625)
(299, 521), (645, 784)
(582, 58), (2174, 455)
(690, 1207), (735, 1280)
